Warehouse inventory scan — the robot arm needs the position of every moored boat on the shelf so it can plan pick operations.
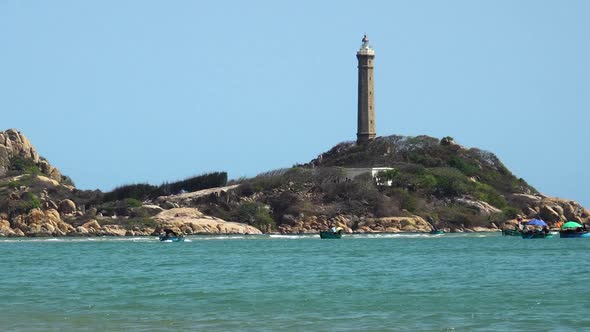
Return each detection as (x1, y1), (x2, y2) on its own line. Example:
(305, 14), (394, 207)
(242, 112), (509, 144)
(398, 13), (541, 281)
(559, 231), (590, 238)
(521, 231), (552, 239)
(159, 229), (185, 242)
(559, 221), (590, 238)
(429, 230), (444, 235)
(159, 235), (185, 242)
(502, 229), (522, 236)
(320, 227), (343, 239)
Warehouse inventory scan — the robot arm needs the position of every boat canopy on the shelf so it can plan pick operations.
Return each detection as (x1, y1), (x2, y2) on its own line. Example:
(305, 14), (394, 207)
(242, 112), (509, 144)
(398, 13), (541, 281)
(561, 221), (583, 229)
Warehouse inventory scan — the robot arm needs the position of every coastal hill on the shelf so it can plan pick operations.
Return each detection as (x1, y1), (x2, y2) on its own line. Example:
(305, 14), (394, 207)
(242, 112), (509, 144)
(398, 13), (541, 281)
(0, 129), (588, 236)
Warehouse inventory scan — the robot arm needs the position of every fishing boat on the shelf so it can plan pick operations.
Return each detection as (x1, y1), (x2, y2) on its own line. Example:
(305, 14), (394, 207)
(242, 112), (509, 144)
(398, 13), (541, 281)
(159, 229), (185, 242)
(320, 227), (343, 239)
(502, 229), (522, 236)
(559, 221), (590, 238)
(559, 231), (590, 238)
(159, 235), (185, 242)
(521, 231), (552, 239)
(559, 232), (590, 238)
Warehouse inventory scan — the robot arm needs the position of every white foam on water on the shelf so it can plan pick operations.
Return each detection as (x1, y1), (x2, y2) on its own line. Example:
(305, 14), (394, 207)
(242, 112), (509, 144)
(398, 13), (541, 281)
(269, 234), (311, 239)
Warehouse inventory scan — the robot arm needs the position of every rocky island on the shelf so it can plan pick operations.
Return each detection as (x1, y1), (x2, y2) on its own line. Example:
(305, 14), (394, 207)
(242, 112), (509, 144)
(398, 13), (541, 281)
(0, 129), (588, 237)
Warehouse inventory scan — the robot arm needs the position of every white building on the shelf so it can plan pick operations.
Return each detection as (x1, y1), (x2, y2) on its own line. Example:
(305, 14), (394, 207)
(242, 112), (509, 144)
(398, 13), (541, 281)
(342, 167), (395, 186)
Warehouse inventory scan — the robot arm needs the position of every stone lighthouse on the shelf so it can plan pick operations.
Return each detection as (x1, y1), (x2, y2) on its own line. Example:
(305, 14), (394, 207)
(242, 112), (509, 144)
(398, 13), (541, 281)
(356, 34), (376, 144)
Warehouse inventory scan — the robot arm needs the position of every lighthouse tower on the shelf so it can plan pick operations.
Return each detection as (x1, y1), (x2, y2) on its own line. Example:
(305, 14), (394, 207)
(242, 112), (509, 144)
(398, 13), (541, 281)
(356, 34), (376, 144)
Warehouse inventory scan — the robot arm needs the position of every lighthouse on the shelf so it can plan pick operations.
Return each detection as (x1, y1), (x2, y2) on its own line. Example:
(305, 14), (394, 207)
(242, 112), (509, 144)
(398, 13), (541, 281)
(356, 34), (376, 144)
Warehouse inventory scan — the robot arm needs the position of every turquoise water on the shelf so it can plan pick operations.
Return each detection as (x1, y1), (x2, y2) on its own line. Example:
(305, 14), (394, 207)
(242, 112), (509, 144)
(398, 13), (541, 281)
(1, 233), (589, 331)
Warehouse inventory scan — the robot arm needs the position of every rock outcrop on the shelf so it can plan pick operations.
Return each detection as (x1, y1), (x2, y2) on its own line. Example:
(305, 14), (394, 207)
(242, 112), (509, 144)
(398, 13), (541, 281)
(10, 208), (74, 237)
(0, 129), (61, 181)
(508, 194), (590, 224)
(152, 207), (262, 235)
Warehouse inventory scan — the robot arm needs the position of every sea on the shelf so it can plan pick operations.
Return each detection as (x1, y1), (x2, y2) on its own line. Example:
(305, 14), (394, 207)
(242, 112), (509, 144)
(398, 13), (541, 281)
(0, 233), (589, 331)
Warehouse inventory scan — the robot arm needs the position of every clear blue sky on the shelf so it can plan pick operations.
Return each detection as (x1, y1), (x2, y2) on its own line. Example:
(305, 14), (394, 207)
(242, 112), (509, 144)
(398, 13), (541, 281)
(1, 1), (589, 206)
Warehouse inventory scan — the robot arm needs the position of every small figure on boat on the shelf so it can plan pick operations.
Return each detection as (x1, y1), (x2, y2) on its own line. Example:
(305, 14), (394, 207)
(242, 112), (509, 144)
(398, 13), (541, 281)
(516, 217), (524, 231)
(427, 217), (444, 234)
(559, 221), (590, 238)
(159, 229), (185, 242)
(521, 219), (552, 239)
(320, 225), (343, 239)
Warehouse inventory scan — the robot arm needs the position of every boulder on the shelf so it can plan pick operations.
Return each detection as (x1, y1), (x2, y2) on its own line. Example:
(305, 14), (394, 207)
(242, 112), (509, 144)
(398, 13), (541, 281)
(455, 197), (502, 215)
(357, 215), (431, 232)
(132, 205), (164, 217)
(153, 207), (262, 235)
(82, 220), (101, 230)
(539, 205), (561, 223)
(12, 208), (74, 236)
(0, 219), (14, 236)
(44, 200), (59, 211)
(58, 199), (77, 215)
(101, 225), (127, 236)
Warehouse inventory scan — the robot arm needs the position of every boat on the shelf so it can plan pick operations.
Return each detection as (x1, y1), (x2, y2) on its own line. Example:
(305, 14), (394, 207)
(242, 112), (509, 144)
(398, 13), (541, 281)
(159, 235), (185, 242)
(429, 229), (444, 235)
(521, 231), (553, 239)
(559, 221), (590, 238)
(159, 229), (185, 242)
(320, 227), (343, 239)
(559, 231), (590, 238)
(502, 229), (522, 236)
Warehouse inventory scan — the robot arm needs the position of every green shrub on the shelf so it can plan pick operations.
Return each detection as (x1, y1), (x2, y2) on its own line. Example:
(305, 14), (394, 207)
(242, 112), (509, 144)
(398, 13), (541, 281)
(103, 183), (159, 202)
(430, 168), (470, 197)
(449, 156), (479, 176)
(501, 206), (520, 219)
(160, 172), (228, 196)
(9, 156), (41, 175)
(125, 198), (143, 208)
(6, 180), (22, 189)
(19, 192), (41, 212)
(233, 202), (275, 232)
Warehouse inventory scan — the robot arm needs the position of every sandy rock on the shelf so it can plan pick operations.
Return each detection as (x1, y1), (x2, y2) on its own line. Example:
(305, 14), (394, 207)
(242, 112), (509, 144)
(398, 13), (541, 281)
(11, 208), (74, 236)
(0, 219), (15, 236)
(12, 228), (25, 237)
(75, 226), (89, 234)
(3, 129), (39, 162)
(44, 200), (59, 211)
(539, 205), (561, 223)
(38, 160), (62, 181)
(101, 225), (127, 236)
(159, 201), (179, 210)
(455, 197), (502, 215)
(133, 205), (164, 217)
(153, 207), (262, 234)
(82, 220), (101, 230)
(58, 199), (77, 215)
(359, 216), (432, 233)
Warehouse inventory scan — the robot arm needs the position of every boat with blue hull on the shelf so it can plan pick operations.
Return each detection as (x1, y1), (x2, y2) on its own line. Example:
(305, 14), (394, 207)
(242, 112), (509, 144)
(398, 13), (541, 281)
(521, 232), (552, 239)
(159, 235), (185, 242)
(320, 227), (343, 239)
(559, 231), (590, 238)
(159, 229), (185, 242)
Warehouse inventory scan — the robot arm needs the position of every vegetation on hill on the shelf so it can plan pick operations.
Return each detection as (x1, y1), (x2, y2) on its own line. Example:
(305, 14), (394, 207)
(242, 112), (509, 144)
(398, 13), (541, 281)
(200, 135), (538, 231)
(102, 172), (228, 202)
